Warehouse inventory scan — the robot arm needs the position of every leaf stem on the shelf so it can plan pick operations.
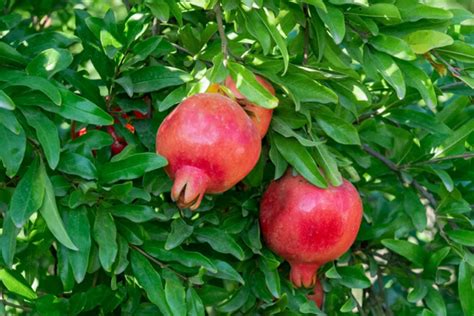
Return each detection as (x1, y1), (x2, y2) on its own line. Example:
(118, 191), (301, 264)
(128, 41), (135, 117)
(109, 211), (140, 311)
(214, 2), (228, 66)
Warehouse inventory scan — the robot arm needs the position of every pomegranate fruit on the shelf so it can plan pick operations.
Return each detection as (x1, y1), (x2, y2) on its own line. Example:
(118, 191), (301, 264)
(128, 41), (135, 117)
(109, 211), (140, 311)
(259, 171), (363, 288)
(308, 279), (324, 308)
(156, 93), (261, 210)
(225, 75), (274, 138)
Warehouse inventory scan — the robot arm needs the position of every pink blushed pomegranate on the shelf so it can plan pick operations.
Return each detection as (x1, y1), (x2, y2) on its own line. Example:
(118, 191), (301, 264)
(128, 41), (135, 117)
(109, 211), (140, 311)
(156, 93), (261, 210)
(225, 75), (274, 138)
(259, 171), (363, 288)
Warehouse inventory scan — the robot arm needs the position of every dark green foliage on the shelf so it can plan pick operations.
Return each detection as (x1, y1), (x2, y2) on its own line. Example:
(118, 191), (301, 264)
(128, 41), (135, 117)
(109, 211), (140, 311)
(0, 0), (473, 315)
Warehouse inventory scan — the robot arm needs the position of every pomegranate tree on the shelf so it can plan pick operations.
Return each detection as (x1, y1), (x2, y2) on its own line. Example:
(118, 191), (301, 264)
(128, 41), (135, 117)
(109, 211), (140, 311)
(156, 93), (261, 210)
(225, 75), (274, 138)
(259, 171), (363, 288)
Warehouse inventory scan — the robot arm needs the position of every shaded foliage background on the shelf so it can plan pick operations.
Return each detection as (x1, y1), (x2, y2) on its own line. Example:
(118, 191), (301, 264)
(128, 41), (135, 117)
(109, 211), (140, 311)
(0, 0), (473, 315)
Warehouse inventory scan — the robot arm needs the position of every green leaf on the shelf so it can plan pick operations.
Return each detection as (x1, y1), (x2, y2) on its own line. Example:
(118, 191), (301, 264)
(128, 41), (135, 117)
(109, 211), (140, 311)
(100, 29), (123, 59)
(337, 264), (371, 288)
(315, 110), (361, 145)
(430, 168), (454, 192)
(39, 169), (78, 251)
(128, 65), (192, 93)
(93, 210), (118, 272)
(110, 204), (161, 223)
(256, 9), (289, 74)
(273, 133), (327, 188)
(424, 288), (446, 316)
(400, 4), (453, 22)
(314, 143), (343, 186)
(195, 227), (245, 260)
(403, 189), (427, 232)
(437, 41), (474, 63)
(130, 250), (172, 316)
(381, 239), (425, 266)
(370, 50), (406, 99)
(207, 259), (245, 284)
(99, 153), (168, 184)
(186, 288), (205, 316)
(143, 242), (218, 273)
(425, 247), (450, 277)
(0, 269), (37, 300)
(165, 278), (186, 316)
(124, 36), (162, 68)
(227, 62), (278, 109)
(281, 72), (338, 107)
(348, 4), (402, 25)
(0, 41), (28, 65)
(21, 108), (60, 169)
(303, 0), (327, 11)
(64, 206), (91, 283)
(66, 130), (114, 151)
(26, 48), (73, 78)
(1, 215), (20, 267)
(9, 158), (45, 228)
(407, 279), (428, 303)
(0, 118), (25, 177)
(165, 218), (194, 250)
(259, 256), (281, 298)
(158, 85), (187, 112)
(459, 261), (474, 316)
(0, 72), (61, 105)
(0, 90), (15, 110)
(317, 5), (345, 44)
(397, 61), (437, 109)
(459, 76), (474, 89)
(405, 31), (453, 54)
(434, 119), (474, 158)
(272, 118), (321, 147)
(243, 10), (271, 55)
(447, 229), (474, 246)
(369, 34), (416, 61)
(0, 108), (21, 134)
(58, 152), (97, 180)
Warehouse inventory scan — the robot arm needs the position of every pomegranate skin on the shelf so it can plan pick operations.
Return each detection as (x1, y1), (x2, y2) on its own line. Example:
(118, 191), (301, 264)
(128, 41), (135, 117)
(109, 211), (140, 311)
(225, 75), (274, 138)
(259, 172), (363, 288)
(156, 93), (261, 210)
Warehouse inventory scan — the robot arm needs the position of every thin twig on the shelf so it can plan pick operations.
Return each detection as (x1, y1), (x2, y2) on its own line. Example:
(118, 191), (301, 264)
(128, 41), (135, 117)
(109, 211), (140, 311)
(152, 17), (160, 36)
(170, 42), (194, 56)
(362, 144), (398, 172)
(440, 81), (466, 90)
(129, 244), (188, 281)
(432, 51), (461, 77)
(214, 2), (228, 65)
(0, 299), (32, 311)
(412, 179), (437, 208)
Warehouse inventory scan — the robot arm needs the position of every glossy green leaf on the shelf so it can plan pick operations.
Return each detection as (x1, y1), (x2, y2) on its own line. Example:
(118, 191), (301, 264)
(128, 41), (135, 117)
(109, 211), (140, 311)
(0, 108), (21, 134)
(99, 153), (167, 183)
(281, 72), (338, 107)
(273, 133), (327, 188)
(370, 50), (406, 99)
(425, 288), (446, 316)
(315, 110), (361, 145)
(314, 143), (343, 186)
(21, 108), (60, 169)
(348, 4), (402, 25)
(0, 72), (61, 105)
(337, 265), (371, 288)
(64, 206), (91, 283)
(381, 239), (425, 266)
(403, 189), (427, 232)
(110, 204), (160, 223)
(0, 269), (37, 300)
(397, 61), (437, 109)
(207, 259), (245, 284)
(165, 278), (186, 316)
(447, 230), (474, 247)
(165, 218), (194, 250)
(93, 210), (118, 271)
(437, 41), (474, 63)
(228, 62), (278, 109)
(186, 288), (205, 316)
(0, 90), (15, 110)
(26, 48), (73, 78)
(0, 41), (28, 65)
(39, 169), (78, 251)
(405, 31), (453, 54)
(434, 119), (474, 158)
(58, 152), (97, 180)
(9, 158), (45, 227)
(128, 65), (192, 93)
(195, 227), (245, 260)
(317, 5), (345, 44)
(0, 119), (24, 177)
(130, 250), (172, 316)
(459, 261), (474, 316)
(369, 34), (416, 61)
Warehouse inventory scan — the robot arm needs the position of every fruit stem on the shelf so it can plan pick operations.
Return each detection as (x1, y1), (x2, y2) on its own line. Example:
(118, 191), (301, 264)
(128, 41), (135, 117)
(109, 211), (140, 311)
(289, 262), (320, 288)
(171, 166), (210, 211)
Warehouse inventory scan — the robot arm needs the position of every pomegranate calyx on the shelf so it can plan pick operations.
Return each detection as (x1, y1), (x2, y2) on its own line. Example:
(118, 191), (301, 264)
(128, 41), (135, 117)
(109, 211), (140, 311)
(171, 166), (210, 211)
(289, 262), (320, 288)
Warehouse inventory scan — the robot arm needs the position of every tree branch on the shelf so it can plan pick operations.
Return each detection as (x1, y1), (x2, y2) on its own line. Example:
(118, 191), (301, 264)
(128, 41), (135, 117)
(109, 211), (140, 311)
(0, 299), (32, 312)
(214, 2), (228, 65)
(362, 144), (398, 172)
(409, 152), (474, 166)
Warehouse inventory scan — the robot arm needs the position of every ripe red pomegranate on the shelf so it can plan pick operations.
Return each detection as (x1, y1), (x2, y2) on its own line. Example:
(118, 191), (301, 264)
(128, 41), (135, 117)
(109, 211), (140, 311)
(308, 279), (324, 308)
(156, 93), (261, 210)
(225, 75), (274, 138)
(259, 171), (363, 288)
